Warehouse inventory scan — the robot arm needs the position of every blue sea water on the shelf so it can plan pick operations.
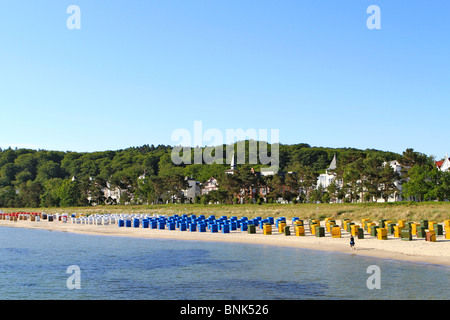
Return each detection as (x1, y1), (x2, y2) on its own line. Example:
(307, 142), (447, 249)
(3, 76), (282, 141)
(0, 226), (448, 300)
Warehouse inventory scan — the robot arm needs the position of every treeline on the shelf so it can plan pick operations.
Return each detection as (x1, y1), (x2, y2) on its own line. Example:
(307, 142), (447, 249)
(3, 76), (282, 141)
(326, 148), (450, 203)
(400, 151), (450, 202)
(0, 143), (448, 207)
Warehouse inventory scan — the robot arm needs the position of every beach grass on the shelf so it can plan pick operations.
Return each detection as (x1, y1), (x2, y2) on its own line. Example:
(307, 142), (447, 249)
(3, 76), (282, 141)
(2, 201), (450, 223)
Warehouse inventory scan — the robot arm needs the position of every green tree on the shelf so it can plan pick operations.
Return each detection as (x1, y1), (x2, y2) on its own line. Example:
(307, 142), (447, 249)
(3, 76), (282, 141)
(0, 163), (18, 187)
(266, 173), (284, 201)
(14, 153), (37, 179)
(217, 173), (241, 204)
(61, 152), (83, 178)
(164, 172), (188, 203)
(309, 187), (323, 203)
(397, 148), (433, 180)
(379, 163), (400, 202)
(285, 173), (300, 200)
(207, 189), (228, 204)
(40, 178), (64, 207)
(13, 170), (34, 185)
(289, 164), (317, 202)
(435, 171), (450, 201)
(326, 180), (339, 203)
(362, 156), (383, 202)
(86, 177), (107, 205)
(200, 194), (210, 205)
(58, 179), (84, 207)
(424, 166), (444, 201)
(321, 192), (330, 203)
(136, 176), (156, 204)
(342, 161), (362, 203)
(36, 161), (64, 181)
(0, 186), (17, 207)
(236, 166), (259, 202)
(17, 180), (43, 207)
(402, 165), (432, 202)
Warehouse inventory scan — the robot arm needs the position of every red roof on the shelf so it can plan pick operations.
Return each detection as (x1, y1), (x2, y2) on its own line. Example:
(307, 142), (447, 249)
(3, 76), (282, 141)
(436, 161), (444, 168)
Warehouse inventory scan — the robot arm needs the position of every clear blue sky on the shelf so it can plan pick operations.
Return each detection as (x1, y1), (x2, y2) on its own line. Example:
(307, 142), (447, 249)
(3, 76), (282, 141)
(0, 1), (449, 159)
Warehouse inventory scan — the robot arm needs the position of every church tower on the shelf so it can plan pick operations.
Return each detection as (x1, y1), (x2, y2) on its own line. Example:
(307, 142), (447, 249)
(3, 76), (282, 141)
(327, 154), (337, 173)
(225, 150), (237, 175)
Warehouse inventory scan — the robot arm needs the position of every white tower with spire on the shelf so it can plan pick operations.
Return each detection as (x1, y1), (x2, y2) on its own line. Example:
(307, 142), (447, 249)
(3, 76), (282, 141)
(225, 150), (237, 175)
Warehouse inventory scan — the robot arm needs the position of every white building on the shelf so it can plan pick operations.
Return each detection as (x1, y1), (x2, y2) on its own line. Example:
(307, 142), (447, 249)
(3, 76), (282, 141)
(317, 154), (343, 189)
(317, 155), (403, 203)
(201, 177), (219, 195)
(103, 181), (122, 204)
(436, 154), (450, 172)
(260, 168), (277, 177)
(387, 160), (402, 174)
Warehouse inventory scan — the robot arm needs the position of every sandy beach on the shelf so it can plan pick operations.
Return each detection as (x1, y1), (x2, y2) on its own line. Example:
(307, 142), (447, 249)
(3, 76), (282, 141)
(0, 218), (449, 267)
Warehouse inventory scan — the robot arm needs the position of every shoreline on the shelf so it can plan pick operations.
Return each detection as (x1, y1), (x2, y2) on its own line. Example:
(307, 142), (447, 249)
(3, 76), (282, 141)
(0, 219), (449, 267)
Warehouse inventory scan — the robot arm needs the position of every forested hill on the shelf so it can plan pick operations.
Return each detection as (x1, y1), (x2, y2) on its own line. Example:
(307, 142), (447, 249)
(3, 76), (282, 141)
(0, 142), (401, 185)
(0, 142), (404, 207)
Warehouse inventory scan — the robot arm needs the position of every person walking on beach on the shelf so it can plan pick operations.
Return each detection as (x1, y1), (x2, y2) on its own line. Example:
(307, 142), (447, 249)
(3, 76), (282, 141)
(350, 235), (355, 250)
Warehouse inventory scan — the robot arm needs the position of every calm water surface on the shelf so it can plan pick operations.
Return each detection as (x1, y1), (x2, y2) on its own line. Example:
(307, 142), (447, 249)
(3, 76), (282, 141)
(0, 226), (448, 300)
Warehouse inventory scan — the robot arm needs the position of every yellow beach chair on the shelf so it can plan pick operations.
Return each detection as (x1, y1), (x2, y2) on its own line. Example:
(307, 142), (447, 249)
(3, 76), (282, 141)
(377, 228), (388, 240)
(394, 226), (403, 238)
(295, 225), (305, 236)
(311, 224), (319, 235)
(278, 221), (286, 233)
(445, 226), (450, 240)
(331, 226), (341, 238)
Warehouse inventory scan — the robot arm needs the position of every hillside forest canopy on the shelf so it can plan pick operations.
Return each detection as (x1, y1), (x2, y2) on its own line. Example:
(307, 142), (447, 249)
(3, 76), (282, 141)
(0, 142), (449, 208)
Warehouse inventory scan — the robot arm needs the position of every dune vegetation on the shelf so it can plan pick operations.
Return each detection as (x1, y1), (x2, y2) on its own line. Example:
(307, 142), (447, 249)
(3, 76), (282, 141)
(2, 201), (450, 224)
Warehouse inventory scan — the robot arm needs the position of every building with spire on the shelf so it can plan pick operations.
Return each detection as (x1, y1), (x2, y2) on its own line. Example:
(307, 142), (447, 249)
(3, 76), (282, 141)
(317, 154), (341, 189)
(225, 150), (237, 175)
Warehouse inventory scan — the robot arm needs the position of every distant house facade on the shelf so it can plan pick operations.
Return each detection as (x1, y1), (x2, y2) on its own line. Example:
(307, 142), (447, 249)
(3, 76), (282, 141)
(201, 177), (219, 195)
(182, 177), (201, 203)
(317, 155), (403, 203)
(260, 167), (278, 177)
(253, 168), (296, 203)
(436, 154), (450, 172)
(90, 152), (450, 206)
(103, 181), (122, 204)
(85, 176), (121, 205)
(317, 154), (343, 189)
